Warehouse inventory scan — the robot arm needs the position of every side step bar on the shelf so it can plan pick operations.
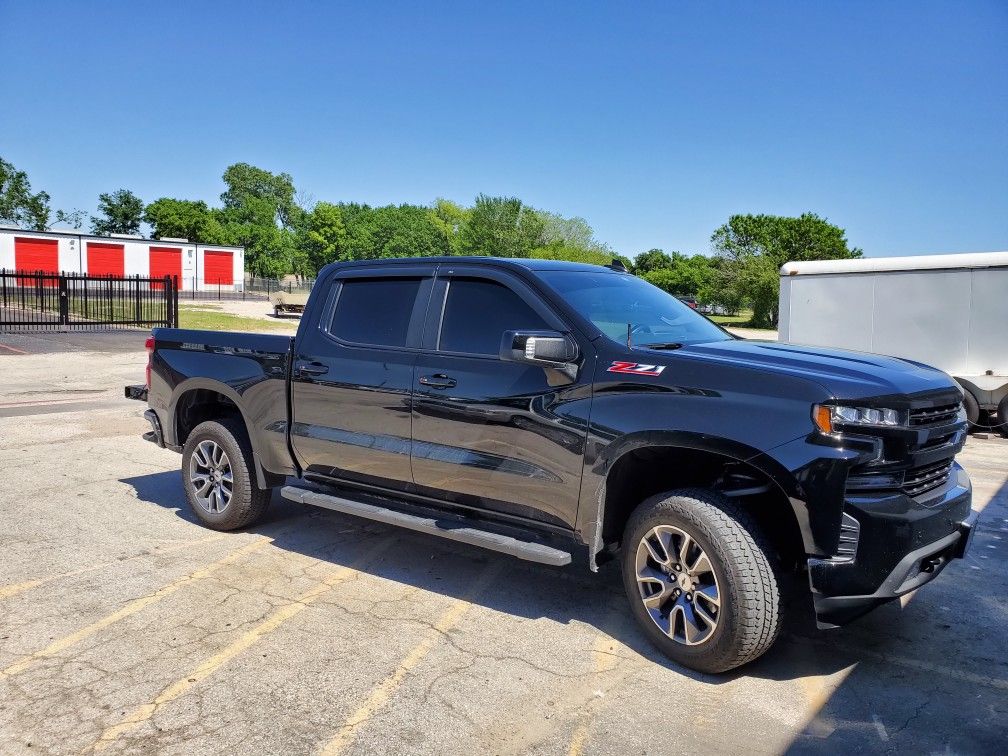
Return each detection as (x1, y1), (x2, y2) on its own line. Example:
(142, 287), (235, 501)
(281, 485), (572, 567)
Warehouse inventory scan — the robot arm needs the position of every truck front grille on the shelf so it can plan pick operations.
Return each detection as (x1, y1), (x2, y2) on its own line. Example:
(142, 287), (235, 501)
(901, 459), (954, 497)
(846, 459), (954, 498)
(909, 403), (961, 427)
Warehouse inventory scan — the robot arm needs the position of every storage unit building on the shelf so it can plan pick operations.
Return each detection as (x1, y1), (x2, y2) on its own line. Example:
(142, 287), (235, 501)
(0, 228), (244, 292)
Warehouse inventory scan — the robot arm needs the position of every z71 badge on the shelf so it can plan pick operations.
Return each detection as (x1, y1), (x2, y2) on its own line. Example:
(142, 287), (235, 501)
(607, 361), (666, 376)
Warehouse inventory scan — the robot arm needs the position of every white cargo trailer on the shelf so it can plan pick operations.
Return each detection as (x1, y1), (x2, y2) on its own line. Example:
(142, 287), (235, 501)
(778, 251), (1008, 431)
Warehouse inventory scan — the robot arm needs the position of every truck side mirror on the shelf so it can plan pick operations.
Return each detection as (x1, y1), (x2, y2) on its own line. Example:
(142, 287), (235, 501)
(500, 330), (580, 383)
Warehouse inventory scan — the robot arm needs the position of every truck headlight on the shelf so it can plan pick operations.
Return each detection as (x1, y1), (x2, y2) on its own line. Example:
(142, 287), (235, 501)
(813, 404), (906, 434)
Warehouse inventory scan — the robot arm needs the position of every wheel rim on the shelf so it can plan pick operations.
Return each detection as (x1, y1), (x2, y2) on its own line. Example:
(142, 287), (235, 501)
(189, 440), (233, 514)
(634, 525), (721, 645)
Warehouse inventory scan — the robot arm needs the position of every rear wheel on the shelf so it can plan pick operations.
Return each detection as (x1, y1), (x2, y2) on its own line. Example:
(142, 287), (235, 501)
(181, 418), (271, 531)
(621, 488), (781, 673)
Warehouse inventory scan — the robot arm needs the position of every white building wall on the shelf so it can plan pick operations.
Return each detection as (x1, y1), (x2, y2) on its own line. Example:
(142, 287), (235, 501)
(0, 232), (14, 269)
(0, 229), (242, 293)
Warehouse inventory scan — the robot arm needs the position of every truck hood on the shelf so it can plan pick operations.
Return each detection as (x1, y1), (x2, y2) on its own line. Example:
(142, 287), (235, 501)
(677, 339), (958, 400)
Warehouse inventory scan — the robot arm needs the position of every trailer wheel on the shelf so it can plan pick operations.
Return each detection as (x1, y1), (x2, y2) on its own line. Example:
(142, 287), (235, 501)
(181, 419), (271, 530)
(998, 395), (1008, 438)
(962, 389), (980, 427)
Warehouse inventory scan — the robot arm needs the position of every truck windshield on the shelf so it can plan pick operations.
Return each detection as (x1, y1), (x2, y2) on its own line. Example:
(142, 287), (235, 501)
(539, 270), (733, 346)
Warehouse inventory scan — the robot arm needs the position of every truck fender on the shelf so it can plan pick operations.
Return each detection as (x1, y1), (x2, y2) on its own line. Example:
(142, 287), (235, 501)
(167, 377), (273, 489)
(584, 430), (813, 568)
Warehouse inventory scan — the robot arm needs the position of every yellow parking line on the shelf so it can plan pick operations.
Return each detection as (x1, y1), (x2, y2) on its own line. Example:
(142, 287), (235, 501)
(319, 561), (504, 756)
(90, 536), (394, 753)
(0, 578), (44, 600)
(2, 537), (268, 677)
(0, 534), (228, 601)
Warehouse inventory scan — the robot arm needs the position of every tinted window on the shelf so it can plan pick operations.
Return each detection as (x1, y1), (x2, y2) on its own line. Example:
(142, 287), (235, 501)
(439, 278), (548, 355)
(330, 278), (421, 347)
(539, 271), (731, 345)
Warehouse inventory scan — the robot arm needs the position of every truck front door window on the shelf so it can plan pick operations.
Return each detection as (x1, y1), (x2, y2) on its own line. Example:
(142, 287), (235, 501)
(439, 278), (548, 355)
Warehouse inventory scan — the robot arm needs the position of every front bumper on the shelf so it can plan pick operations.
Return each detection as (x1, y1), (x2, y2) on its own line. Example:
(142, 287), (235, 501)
(809, 463), (977, 627)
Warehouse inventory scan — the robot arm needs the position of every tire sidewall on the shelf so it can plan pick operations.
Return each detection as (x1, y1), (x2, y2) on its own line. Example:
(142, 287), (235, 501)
(181, 420), (255, 530)
(621, 492), (771, 672)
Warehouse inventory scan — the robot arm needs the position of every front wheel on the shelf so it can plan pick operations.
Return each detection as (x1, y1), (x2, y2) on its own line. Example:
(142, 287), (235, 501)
(181, 418), (271, 531)
(621, 488), (781, 673)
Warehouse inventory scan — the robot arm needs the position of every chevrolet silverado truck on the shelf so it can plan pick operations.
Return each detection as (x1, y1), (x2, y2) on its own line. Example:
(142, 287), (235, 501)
(126, 257), (978, 673)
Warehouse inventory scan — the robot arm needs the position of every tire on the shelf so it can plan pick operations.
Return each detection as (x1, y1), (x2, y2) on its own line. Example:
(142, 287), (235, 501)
(181, 418), (271, 531)
(962, 389), (980, 428)
(998, 395), (1008, 439)
(621, 488), (781, 674)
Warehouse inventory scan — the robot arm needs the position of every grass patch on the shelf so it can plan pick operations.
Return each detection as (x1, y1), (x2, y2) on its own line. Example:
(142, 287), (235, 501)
(709, 310), (754, 327)
(178, 305), (297, 333)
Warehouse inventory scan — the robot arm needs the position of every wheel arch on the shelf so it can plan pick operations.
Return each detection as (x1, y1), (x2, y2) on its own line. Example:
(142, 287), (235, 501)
(169, 378), (277, 489)
(591, 431), (809, 569)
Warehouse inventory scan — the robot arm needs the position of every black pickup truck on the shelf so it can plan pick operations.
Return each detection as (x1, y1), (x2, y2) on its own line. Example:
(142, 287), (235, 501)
(127, 257), (977, 673)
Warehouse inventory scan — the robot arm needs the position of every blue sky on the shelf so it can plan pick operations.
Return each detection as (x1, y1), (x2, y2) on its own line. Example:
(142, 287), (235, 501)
(1, 1), (1005, 258)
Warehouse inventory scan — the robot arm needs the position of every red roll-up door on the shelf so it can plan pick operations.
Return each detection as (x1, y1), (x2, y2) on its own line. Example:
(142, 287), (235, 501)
(14, 237), (59, 286)
(86, 242), (125, 278)
(149, 246), (182, 290)
(203, 250), (233, 285)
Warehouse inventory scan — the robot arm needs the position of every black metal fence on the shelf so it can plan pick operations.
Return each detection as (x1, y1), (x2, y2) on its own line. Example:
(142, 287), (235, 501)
(0, 270), (179, 331)
(176, 276), (315, 302)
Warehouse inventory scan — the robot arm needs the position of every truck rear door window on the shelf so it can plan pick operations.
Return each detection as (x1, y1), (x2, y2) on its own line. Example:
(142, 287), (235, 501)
(439, 278), (547, 356)
(329, 277), (421, 348)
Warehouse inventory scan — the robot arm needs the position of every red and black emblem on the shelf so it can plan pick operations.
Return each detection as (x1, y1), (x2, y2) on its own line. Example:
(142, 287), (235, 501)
(607, 361), (666, 376)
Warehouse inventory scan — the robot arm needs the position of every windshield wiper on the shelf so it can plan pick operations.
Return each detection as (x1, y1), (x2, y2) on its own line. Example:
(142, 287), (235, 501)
(640, 342), (684, 350)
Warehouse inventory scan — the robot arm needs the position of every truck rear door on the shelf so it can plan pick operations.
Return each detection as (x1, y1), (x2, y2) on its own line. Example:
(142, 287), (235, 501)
(289, 264), (434, 492)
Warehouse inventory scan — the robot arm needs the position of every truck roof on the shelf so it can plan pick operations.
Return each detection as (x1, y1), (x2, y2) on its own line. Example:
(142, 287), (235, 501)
(323, 256), (616, 275)
(780, 251), (1008, 277)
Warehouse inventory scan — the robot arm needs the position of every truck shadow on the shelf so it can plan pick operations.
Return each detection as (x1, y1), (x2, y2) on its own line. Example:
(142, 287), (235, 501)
(119, 469), (997, 696)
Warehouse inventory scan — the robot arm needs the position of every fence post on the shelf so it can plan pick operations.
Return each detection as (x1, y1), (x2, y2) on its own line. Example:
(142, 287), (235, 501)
(134, 275), (142, 326)
(218, 280), (221, 301)
(58, 273), (69, 328)
(168, 275), (177, 327)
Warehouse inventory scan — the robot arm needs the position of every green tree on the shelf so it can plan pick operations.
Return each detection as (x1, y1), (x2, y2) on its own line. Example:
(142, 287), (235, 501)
(537, 212), (598, 250)
(336, 203), (452, 261)
(299, 201), (348, 271)
(711, 213), (862, 327)
(144, 198), (228, 243)
(219, 163), (297, 229)
(91, 189), (145, 235)
(530, 243), (612, 267)
(216, 164), (304, 278)
(429, 198), (469, 254)
(633, 248), (673, 275)
(55, 208), (87, 229)
(459, 194), (544, 258)
(0, 156), (52, 230)
(641, 254), (716, 298)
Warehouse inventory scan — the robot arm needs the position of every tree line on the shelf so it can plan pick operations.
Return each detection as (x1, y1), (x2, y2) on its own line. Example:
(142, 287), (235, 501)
(1, 156), (861, 327)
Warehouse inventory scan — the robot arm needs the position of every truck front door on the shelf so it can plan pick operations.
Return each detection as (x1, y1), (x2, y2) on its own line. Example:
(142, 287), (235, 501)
(410, 266), (594, 530)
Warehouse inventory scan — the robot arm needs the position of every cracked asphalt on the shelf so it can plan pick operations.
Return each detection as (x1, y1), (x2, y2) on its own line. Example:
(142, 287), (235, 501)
(1, 337), (1006, 754)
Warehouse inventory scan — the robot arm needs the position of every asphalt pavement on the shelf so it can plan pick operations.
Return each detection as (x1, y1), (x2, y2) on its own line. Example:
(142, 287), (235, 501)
(0, 345), (1005, 754)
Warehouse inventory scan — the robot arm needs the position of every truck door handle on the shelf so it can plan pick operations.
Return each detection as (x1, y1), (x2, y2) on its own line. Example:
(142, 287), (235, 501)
(419, 374), (456, 389)
(296, 361), (329, 377)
